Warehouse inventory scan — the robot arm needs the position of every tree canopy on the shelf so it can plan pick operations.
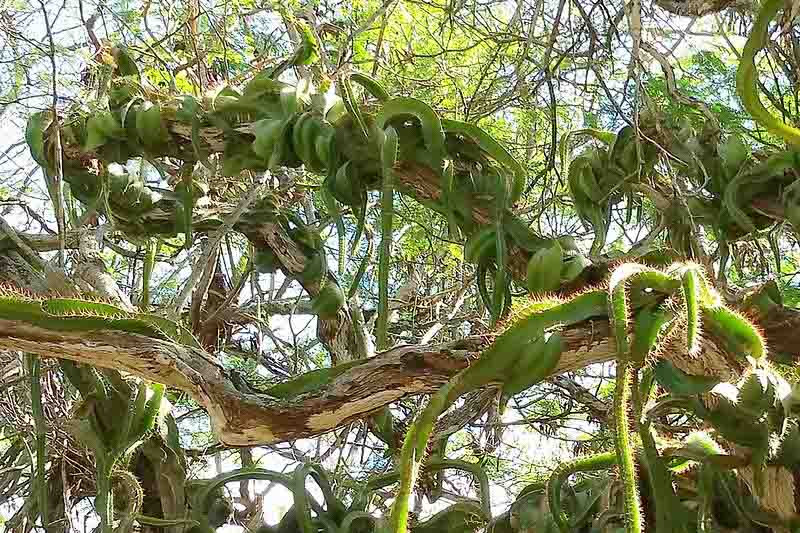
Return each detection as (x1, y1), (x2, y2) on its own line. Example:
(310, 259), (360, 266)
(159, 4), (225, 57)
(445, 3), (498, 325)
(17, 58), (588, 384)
(1, 0), (800, 532)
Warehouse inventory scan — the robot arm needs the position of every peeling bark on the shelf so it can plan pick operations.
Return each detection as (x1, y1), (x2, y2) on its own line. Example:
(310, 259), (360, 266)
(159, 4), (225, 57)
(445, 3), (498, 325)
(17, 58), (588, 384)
(0, 321), (478, 445)
(4, 306), (791, 446)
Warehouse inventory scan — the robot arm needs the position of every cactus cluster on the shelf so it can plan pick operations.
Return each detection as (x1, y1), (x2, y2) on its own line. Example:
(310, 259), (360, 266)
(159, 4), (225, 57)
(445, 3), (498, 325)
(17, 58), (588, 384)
(563, 120), (800, 261)
(561, 0), (800, 263)
(389, 261), (800, 532)
(59, 360), (169, 533)
(23, 44), (565, 325)
(184, 462), (487, 533)
(0, 286), (201, 347)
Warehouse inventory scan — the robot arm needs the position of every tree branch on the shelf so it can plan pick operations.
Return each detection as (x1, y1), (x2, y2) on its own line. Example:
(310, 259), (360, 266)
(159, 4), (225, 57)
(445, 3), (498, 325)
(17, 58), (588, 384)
(8, 295), (798, 447)
(0, 317), (615, 445)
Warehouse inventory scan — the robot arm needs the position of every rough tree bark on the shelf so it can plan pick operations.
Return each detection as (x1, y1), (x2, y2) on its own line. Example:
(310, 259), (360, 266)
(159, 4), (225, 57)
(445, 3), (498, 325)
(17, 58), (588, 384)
(1, 296), (796, 445)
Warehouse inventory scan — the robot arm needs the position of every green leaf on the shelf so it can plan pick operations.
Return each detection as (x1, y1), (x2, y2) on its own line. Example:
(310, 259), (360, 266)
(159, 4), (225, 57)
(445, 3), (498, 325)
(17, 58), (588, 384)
(26, 111), (51, 167)
(718, 133), (750, 177)
(293, 20), (319, 66)
(252, 118), (285, 160)
(526, 241), (563, 294)
(135, 101), (168, 148)
(86, 112), (123, 150)
(653, 360), (720, 396)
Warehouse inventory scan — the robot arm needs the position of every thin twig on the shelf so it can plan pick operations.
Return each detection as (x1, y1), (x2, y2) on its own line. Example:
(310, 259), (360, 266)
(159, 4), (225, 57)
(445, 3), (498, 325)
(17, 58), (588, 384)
(38, 0), (66, 267)
(640, 42), (719, 128)
(171, 175), (267, 318)
(0, 215), (52, 273)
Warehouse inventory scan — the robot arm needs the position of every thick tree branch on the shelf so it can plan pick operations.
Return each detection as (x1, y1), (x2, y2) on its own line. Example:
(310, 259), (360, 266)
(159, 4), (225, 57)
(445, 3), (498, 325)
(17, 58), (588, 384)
(7, 300), (798, 446)
(0, 318), (618, 445)
(57, 117), (798, 313)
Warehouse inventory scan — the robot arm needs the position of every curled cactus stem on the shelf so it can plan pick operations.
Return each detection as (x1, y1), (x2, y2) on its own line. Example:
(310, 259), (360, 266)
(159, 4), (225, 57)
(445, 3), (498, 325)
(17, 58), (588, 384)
(547, 452), (617, 532)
